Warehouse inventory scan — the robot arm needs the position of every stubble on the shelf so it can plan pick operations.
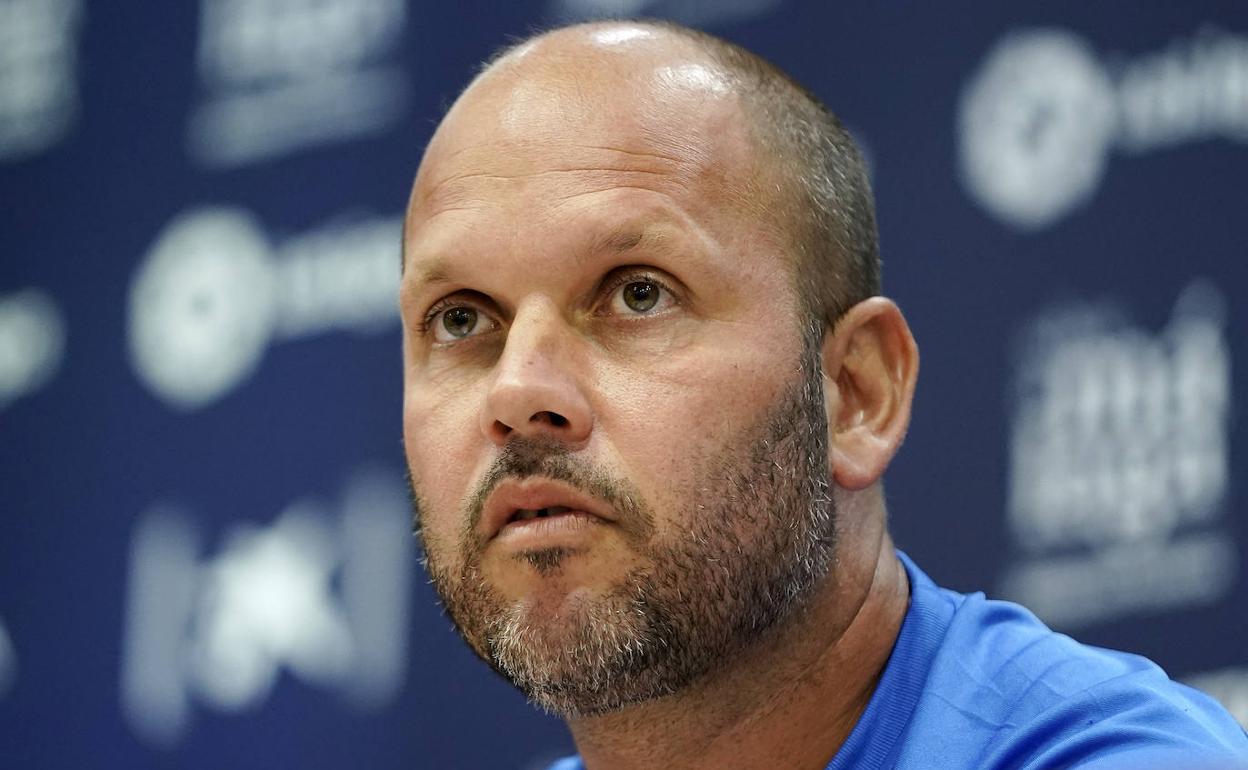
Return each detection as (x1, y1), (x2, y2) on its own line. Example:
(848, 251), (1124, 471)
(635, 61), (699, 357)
(412, 332), (837, 717)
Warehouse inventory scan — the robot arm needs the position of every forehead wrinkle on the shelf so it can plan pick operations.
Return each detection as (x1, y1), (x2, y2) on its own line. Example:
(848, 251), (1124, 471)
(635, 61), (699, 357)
(576, 143), (683, 165)
(416, 142), (695, 213)
(414, 170), (695, 245)
(435, 164), (676, 191)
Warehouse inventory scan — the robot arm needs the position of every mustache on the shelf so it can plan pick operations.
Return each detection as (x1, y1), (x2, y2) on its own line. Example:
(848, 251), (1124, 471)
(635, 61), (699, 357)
(462, 437), (655, 547)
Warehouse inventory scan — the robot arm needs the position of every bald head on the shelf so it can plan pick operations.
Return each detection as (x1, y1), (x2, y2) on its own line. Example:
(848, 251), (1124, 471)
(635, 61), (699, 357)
(408, 20), (879, 325)
(411, 23), (765, 242)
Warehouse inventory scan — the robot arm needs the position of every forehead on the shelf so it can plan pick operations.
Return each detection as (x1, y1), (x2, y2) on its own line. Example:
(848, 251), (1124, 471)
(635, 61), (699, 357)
(406, 36), (765, 241)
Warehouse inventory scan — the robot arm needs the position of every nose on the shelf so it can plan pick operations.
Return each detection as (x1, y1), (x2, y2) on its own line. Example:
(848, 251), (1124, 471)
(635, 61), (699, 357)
(480, 303), (593, 447)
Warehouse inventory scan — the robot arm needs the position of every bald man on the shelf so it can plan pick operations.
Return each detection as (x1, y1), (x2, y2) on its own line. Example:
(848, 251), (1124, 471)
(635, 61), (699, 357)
(399, 20), (1248, 770)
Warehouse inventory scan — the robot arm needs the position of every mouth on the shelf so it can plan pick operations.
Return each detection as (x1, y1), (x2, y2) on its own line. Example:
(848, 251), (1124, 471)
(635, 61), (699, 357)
(480, 479), (615, 541)
(509, 506), (575, 523)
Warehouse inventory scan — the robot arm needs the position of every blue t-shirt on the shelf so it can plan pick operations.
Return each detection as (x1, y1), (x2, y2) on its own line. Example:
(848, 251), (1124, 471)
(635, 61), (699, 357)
(548, 551), (1248, 769)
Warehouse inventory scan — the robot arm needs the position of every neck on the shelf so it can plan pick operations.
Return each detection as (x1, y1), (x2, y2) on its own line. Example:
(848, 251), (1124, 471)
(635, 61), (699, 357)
(565, 500), (910, 770)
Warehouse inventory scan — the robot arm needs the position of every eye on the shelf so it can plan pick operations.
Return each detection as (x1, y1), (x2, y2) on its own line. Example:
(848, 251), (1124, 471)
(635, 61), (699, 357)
(428, 304), (496, 343)
(609, 278), (673, 316)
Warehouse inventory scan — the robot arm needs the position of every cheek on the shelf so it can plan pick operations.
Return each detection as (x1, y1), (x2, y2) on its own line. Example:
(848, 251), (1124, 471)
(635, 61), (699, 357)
(593, 322), (801, 514)
(403, 384), (482, 559)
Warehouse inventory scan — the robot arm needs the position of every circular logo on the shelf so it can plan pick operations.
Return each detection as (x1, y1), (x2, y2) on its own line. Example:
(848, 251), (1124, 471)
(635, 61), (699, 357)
(0, 288), (66, 408)
(128, 207), (275, 410)
(959, 29), (1117, 230)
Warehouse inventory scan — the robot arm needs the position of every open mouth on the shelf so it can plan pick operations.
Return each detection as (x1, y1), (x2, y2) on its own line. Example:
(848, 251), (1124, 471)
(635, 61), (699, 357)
(481, 479), (614, 541)
(508, 506), (574, 523)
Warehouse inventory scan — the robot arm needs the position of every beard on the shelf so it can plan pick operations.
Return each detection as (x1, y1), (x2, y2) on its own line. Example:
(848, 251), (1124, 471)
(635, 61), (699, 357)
(412, 332), (836, 718)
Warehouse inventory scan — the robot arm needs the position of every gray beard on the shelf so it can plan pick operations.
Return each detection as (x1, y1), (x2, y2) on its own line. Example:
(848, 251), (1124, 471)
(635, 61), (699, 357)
(413, 333), (836, 717)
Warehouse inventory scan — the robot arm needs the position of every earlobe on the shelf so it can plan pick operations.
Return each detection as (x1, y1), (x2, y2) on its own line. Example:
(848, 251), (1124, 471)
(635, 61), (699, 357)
(819, 298), (919, 491)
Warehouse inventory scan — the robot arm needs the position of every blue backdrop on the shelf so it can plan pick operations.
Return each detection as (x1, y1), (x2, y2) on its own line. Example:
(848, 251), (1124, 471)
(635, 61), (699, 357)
(2, 1), (1245, 767)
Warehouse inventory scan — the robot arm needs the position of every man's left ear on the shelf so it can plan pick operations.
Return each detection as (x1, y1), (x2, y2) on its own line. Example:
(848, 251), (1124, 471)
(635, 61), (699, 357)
(819, 297), (919, 490)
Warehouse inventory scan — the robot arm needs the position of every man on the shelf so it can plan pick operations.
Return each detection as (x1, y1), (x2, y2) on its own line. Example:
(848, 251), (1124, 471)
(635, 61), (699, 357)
(399, 19), (1248, 770)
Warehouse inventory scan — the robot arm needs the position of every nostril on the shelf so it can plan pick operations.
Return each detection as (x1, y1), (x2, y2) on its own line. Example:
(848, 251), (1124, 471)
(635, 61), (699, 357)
(532, 411), (569, 428)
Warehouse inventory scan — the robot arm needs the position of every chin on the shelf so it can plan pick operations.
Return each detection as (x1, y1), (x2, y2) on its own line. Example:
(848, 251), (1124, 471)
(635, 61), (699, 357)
(480, 568), (669, 711)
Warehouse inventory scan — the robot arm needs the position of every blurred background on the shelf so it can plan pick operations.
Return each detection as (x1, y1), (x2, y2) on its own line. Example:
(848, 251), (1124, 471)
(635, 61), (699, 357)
(1, 0), (1245, 767)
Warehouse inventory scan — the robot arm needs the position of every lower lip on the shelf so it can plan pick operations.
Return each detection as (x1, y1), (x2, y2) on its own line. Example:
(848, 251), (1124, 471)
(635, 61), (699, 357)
(494, 511), (603, 548)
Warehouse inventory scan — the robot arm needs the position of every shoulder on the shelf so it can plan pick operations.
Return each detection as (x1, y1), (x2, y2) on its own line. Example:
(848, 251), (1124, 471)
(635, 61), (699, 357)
(898, 574), (1248, 768)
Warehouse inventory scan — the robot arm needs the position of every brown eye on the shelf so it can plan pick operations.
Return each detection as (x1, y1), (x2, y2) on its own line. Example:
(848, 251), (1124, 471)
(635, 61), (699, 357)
(621, 281), (659, 312)
(441, 307), (478, 338)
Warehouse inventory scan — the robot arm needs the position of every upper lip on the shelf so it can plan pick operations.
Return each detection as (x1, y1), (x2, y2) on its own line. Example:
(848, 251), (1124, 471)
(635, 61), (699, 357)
(479, 478), (616, 540)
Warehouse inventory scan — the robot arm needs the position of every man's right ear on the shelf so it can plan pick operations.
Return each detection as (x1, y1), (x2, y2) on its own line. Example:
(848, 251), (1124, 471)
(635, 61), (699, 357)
(818, 297), (919, 491)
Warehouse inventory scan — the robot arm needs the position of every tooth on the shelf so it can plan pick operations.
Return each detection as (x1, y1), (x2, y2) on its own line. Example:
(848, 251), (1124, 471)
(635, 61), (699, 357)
(516, 509), (538, 521)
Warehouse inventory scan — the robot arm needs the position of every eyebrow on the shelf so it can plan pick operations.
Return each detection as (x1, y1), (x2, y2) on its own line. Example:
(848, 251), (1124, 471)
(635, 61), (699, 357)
(582, 220), (680, 265)
(409, 260), (452, 288)
(400, 218), (689, 309)
(591, 225), (647, 256)
(398, 257), (453, 314)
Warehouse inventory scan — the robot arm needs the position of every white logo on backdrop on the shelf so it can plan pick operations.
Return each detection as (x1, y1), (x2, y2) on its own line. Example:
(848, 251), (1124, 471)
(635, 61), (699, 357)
(959, 30), (1115, 231)
(127, 206), (401, 410)
(128, 209), (274, 411)
(0, 616), (16, 698)
(0, 288), (66, 410)
(121, 468), (413, 747)
(550, 0), (781, 25)
(1000, 281), (1236, 628)
(0, 0), (83, 161)
(960, 27), (1248, 230)
(1186, 667), (1248, 731)
(189, 0), (410, 167)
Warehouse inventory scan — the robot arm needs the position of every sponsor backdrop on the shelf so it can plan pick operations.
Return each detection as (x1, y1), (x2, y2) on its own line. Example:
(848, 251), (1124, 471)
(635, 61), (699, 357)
(1, 1), (1245, 767)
